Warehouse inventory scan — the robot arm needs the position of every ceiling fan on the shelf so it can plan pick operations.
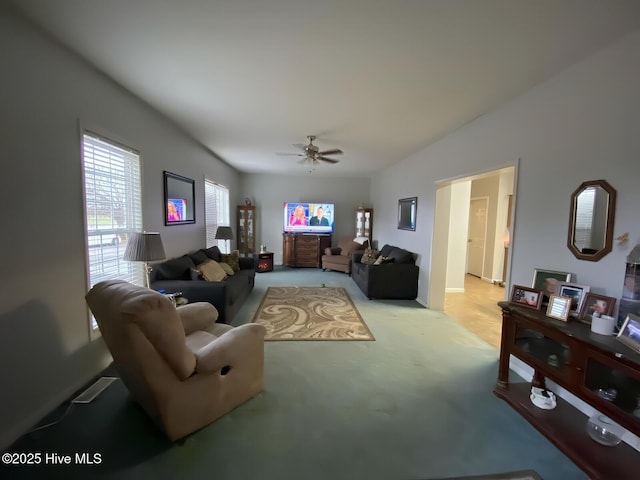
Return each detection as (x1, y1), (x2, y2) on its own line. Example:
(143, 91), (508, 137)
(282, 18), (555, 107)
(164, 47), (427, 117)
(277, 135), (343, 165)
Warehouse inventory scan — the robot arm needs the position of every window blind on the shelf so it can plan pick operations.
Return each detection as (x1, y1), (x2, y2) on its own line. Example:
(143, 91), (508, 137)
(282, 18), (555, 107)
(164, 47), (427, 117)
(82, 132), (144, 330)
(204, 178), (230, 250)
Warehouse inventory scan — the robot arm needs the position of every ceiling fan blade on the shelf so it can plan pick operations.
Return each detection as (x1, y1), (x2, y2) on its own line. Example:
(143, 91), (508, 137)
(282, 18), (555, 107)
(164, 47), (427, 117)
(318, 149), (343, 156)
(276, 152), (304, 156)
(293, 143), (307, 151)
(317, 156), (340, 164)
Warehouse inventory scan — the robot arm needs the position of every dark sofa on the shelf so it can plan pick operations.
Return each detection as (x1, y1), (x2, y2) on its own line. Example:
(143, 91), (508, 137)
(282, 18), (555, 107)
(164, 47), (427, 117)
(351, 244), (419, 300)
(149, 246), (255, 324)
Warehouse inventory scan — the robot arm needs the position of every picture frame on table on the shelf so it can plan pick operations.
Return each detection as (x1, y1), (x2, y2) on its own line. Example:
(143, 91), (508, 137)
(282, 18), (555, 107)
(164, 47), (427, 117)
(616, 314), (640, 353)
(546, 295), (572, 322)
(509, 285), (543, 310)
(531, 268), (572, 303)
(556, 282), (591, 317)
(578, 293), (616, 325)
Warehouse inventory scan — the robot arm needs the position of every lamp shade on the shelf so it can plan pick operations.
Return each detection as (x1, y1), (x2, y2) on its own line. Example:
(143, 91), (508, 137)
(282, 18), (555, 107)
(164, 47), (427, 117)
(215, 226), (234, 240)
(123, 232), (166, 262)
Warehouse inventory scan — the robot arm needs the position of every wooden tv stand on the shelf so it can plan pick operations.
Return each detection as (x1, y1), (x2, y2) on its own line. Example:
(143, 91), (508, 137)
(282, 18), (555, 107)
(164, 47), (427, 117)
(495, 301), (640, 479)
(282, 233), (331, 268)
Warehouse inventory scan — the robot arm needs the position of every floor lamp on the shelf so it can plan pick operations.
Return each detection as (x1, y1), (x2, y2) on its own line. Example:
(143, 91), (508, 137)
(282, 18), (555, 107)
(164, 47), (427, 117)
(215, 226), (234, 254)
(123, 232), (166, 287)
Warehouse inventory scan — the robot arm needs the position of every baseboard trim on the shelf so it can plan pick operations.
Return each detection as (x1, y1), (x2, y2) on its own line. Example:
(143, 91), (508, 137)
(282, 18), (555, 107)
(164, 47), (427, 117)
(445, 287), (465, 293)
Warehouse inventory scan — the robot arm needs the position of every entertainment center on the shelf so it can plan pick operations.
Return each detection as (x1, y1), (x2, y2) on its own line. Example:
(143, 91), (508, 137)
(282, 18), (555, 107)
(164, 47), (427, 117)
(495, 301), (640, 479)
(283, 233), (331, 268)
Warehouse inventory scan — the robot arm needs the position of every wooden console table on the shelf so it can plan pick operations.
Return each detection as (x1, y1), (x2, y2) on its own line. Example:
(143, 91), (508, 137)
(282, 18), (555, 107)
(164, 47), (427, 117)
(282, 233), (331, 268)
(495, 301), (640, 479)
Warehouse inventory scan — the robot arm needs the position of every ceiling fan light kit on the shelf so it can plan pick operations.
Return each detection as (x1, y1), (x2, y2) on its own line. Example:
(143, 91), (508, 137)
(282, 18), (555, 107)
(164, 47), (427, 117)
(277, 135), (343, 168)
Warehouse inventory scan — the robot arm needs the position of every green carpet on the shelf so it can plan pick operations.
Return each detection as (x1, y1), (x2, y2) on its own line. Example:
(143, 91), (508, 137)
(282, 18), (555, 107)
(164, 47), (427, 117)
(1, 267), (584, 480)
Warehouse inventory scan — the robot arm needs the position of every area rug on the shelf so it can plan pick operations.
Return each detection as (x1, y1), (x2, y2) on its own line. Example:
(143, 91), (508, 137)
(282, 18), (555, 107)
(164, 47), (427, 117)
(252, 286), (374, 341)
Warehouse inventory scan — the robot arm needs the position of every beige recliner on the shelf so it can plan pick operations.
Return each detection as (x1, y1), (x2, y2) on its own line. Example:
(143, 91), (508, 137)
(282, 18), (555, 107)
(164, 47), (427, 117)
(85, 279), (266, 441)
(321, 237), (368, 274)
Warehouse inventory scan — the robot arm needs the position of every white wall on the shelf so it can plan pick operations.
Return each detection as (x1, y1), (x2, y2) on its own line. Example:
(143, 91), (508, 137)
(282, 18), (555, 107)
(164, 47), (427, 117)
(0, 5), (240, 449)
(240, 173), (371, 264)
(372, 29), (640, 307)
(445, 182), (471, 292)
(493, 170), (514, 282)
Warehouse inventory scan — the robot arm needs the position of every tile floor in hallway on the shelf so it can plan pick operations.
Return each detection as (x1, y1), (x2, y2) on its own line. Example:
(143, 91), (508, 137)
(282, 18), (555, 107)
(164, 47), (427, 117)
(444, 274), (507, 349)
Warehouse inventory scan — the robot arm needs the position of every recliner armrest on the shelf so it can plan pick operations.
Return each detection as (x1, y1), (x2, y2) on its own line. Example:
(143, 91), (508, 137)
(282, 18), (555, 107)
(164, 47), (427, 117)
(177, 302), (219, 335)
(193, 323), (267, 374)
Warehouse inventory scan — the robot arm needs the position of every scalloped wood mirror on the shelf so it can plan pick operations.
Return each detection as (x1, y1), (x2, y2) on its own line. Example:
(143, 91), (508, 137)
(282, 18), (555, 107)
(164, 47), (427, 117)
(567, 179), (616, 261)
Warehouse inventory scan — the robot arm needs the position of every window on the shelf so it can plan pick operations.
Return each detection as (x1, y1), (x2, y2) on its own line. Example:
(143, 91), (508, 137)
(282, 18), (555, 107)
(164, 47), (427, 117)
(82, 131), (143, 329)
(205, 178), (230, 250)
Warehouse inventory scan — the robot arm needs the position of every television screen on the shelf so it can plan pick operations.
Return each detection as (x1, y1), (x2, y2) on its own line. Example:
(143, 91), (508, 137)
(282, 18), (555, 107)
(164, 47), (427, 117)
(284, 202), (334, 234)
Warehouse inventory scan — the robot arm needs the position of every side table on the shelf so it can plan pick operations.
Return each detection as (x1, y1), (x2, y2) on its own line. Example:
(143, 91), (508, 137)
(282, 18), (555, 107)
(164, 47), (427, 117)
(255, 252), (274, 273)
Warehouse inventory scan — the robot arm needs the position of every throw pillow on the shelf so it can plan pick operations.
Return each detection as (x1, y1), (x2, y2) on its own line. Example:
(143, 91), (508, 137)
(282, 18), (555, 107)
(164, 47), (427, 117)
(361, 248), (379, 265)
(219, 262), (235, 276)
(221, 251), (240, 272)
(189, 249), (209, 265)
(154, 255), (195, 280)
(203, 246), (222, 262)
(196, 260), (227, 282)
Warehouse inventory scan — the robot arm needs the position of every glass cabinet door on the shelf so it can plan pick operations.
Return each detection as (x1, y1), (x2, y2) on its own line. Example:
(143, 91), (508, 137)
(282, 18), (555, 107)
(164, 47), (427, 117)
(355, 208), (373, 244)
(513, 325), (571, 379)
(584, 355), (640, 424)
(237, 206), (255, 255)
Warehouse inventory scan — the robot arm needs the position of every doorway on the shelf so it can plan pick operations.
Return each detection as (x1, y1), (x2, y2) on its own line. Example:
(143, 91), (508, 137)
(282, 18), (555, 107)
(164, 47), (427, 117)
(467, 197), (488, 278)
(428, 165), (516, 348)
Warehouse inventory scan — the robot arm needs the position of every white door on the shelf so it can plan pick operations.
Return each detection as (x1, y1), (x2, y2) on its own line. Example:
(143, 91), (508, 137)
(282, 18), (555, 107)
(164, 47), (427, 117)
(467, 197), (488, 278)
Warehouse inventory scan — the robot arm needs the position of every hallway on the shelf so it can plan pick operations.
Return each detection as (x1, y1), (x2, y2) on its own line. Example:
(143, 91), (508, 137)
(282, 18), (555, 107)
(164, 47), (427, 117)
(444, 274), (506, 349)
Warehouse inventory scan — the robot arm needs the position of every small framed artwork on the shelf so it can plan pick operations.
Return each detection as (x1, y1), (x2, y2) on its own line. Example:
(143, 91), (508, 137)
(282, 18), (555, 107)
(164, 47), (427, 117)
(509, 285), (543, 310)
(546, 295), (572, 322)
(532, 268), (572, 302)
(616, 314), (640, 353)
(556, 282), (591, 317)
(578, 293), (616, 325)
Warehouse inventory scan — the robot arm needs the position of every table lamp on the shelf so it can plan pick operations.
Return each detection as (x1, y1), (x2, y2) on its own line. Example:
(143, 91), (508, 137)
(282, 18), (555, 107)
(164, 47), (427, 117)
(123, 232), (166, 287)
(215, 226), (234, 254)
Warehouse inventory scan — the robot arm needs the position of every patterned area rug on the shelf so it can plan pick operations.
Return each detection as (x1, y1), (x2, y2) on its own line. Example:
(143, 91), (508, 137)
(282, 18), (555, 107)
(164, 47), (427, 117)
(252, 286), (374, 341)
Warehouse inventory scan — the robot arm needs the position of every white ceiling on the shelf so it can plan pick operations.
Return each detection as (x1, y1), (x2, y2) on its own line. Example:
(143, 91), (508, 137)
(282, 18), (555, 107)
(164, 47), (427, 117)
(9, 0), (640, 176)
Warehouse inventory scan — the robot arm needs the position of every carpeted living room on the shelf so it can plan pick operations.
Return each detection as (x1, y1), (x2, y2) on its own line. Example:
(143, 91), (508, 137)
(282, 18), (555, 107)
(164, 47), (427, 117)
(4, 267), (584, 479)
(2, 2), (640, 480)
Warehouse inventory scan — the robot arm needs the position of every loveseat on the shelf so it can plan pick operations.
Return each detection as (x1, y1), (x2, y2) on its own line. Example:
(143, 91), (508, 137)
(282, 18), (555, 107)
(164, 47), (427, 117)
(351, 244), (419, 300)
(149, 246), (255, 324)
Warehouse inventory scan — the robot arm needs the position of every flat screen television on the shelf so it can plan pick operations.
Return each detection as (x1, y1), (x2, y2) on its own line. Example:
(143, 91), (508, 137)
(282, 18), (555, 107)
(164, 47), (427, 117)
(283, 202), (334, 234)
